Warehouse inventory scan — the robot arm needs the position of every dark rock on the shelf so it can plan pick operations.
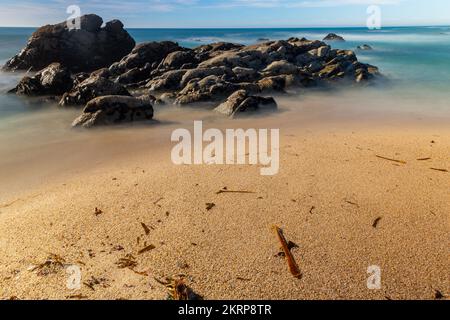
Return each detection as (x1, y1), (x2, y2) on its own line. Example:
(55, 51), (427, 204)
(12, 63), (72, 95)
(72, 95), (154, 128)
(323, 33), (345, 41)
(115, 41), (183, 73)
(357, 44), (373, 51)
(214, 90), (277, 118)
(159, 51), (196, 70)
(146, 70), (187, 92)
(117, 63), (152, 85)
(2, 14), (135, 72)
(59, 73), (130, 107)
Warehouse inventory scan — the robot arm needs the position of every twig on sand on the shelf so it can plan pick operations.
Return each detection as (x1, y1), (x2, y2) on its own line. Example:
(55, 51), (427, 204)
(273, 226), (302, 279)
(216, 188), (255, 195)
(417, 157), (431, 161)
(430, 168), (448, 173)
(376, 155), (407, 165)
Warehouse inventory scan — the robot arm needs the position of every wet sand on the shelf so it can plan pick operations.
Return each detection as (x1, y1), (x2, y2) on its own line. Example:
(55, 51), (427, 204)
(0, 91), (449, 300)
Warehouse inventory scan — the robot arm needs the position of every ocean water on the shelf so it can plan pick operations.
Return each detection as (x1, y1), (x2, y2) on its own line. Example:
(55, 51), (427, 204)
(1, 26), (450, 140)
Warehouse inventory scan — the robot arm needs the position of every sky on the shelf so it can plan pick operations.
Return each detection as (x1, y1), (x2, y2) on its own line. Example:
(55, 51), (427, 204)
(0, 0), (449, 28)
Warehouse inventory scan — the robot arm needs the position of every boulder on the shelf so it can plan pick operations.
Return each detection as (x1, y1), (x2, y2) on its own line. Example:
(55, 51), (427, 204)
(357, 44), (373, 51)
(214, 90), (277, 118)
(323, 33), (345, 41)
(146, 70), (187, 91)
(114, 41), (183, 73)
(12, 63), (72, 95)
(261, 60), (299, 77)
(59, 73), (130, 107)
(159, 51), (196, 70)
(72, 95), (154, 128)
(2, 14), (135, 72)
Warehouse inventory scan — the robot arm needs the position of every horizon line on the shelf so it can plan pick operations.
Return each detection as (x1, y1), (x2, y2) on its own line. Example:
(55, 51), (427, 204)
(0, 24), (449, 29)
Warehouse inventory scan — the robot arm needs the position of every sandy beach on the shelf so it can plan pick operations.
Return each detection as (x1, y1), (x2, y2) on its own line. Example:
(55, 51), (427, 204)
(0, 95), (448, 300)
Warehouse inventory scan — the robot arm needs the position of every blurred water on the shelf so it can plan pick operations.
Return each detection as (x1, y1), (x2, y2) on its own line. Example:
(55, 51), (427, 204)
(0, 26), (449, 126)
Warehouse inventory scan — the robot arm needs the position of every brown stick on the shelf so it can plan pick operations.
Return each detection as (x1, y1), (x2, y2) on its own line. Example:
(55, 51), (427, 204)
(216, 190), (255, 195)
(273, 226), (301, 279)
(430, 168), (448, 173)
(376, 155), (407, 164)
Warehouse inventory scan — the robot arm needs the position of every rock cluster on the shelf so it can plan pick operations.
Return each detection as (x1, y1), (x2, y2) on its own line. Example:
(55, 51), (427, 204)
(3, 16), (380, 128)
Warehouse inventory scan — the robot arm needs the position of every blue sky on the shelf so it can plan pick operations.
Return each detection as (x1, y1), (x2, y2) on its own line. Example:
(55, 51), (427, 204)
(0, 0), (449, 27)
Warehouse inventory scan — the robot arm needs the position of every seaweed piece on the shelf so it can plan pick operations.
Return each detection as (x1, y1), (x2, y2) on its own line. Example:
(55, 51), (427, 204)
(94, 208), (103, 216)
(138, 244), (156, 255)
(141, 222), (151, 235)
(205, 203), (216, 211)
(116, 254), (138, 269)
(430, 168), (448, 173)
(372, 217), (382, 228)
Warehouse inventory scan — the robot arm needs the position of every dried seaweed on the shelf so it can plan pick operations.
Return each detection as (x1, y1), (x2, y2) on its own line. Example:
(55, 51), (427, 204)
(29, 254), (67, 276)
(94, 208), (103, 216)
(83, 276), (110, 291)
(141, 222), (151, 235)
(273, 226), (302, 279)
(138, 244), (156, 255)
(372, 217), (382, 228)
(434, 290), (444, 300)
(166, 277), (203, 301)
(216, 188), (255, 195)
(417, 157), (431, 161)
(205, 203), (216, 211)
(430, 168), (448, 173)
(376, 155), (407, 165)
(116, 254), (138, 269)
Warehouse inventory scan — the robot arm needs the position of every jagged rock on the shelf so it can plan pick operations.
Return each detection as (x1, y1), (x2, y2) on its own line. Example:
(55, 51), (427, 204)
(117, 63), (152, 85)
(2, 14), (135, 72)
(180, 66), (232, 88)
(232, 67), (258, 82)
(214, 90), (277, 118)
(258, 75), (300, 92)
(357, 44), (373, 51)
(12, 63), (72, 95)
(59, 73), (130, 107)
(72, 95), (154, 128)
(146, 70), (187, 91)
(159, 51), (196, 70)
(323, 33), (345, 41)
(114, 41), (183, 74)
(261, 60), (299, 77)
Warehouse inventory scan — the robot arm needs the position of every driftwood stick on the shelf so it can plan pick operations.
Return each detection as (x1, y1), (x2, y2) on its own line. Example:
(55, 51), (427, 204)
(273, 226), (301, 279)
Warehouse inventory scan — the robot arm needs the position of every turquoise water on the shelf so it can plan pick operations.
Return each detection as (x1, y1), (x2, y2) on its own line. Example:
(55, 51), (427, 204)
(1, 26), (450, 120)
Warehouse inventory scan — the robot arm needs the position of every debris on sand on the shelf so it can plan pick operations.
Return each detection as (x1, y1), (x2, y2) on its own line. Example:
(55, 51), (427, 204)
(141, 222), (152, 235)
(29, 254), (67, 276)
(434, 290), (444, 300)
(430, 168), (448, 173)
(376, 155), (407, 165)
(205, 203), (216, 211)
(273, 226), (302, 279)
(309, 206), (316, 214)
(372, 217), (382, 228)
(216, 187), (255, 195)
(417, 157), (431, 161)
(116, 254), (138, 269)
(83, 276), (110, 291)
(94, 207), (103, 216)
(138, 244), (156, 255)
(157, 276), (203, 300)
(66, 294), (88, 300)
